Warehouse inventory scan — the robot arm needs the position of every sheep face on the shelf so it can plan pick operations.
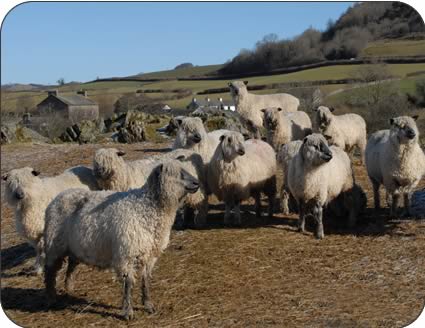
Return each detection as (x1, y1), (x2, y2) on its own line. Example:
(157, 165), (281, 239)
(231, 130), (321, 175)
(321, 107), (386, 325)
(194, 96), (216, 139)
(302, 134), (333, 166)
(149, 161), (199, 202)
(156, 116), (185, 136)
(315, 106), (333, 130)
(389, 116), (419, 144)
(2, 167), (40, 206)
(219, 132), (246, 162)
(93, 148), (125, 182)
(177, 118), (206, 147)
(228, 81), (248, 98)
(261, 107), (282, 130)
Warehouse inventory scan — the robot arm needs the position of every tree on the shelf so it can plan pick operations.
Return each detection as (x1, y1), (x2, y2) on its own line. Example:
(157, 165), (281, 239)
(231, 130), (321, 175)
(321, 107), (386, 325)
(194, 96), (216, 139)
(57, 78), (65, 86)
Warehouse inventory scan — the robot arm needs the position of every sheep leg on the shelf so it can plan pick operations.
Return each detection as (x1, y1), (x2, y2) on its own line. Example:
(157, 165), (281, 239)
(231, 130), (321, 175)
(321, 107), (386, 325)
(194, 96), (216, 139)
(122, 274), (134, 321)
(281, 187), (290, 216)
(298, 200), (306, 233)
(194, 200), (208, 228)
(254, 192), (262, 217)
(64, 256), (79, 293)
(371, 180), (381, 210)
(313, 204), (324, 240)
(141, 259), (156, 314)
(390, 193), (401, 218)
(45, 257), (64, 305)
(266, 177), (277, 218)
(344, 192), (356, 229)
(33, 238), (45, 276)
(224, 202), (233, 226)
(403, 192), (412, 217)
(234, 201), (242, 226)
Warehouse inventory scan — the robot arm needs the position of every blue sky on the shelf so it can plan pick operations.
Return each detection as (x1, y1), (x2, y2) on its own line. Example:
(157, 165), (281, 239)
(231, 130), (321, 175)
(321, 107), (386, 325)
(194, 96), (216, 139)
(1, 2), (353, 85)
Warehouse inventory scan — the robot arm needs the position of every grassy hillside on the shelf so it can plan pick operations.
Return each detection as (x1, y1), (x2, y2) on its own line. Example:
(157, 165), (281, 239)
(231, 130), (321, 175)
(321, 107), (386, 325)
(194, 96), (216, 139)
(361, 39), (425, 57)
(131, 64), (223, 80)
(3, 62), (425, 113)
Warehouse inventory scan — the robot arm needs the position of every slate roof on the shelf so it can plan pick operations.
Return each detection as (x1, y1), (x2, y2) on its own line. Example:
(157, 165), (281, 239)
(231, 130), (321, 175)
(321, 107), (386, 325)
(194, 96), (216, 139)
(55, 94), (97, 106)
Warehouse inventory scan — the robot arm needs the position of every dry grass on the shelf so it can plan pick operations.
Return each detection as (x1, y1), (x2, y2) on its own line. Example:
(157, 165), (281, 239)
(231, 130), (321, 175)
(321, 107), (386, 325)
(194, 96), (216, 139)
(1, 142), (424, 327)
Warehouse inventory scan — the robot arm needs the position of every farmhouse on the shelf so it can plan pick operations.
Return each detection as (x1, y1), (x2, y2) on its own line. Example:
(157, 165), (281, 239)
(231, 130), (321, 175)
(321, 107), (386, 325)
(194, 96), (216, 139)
(187, 97), (235, 111)
(36, 90), (99, 123)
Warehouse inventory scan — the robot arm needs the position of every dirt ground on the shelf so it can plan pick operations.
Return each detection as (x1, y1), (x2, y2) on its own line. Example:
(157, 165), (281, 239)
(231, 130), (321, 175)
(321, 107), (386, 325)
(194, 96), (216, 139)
(1, 141), (424, 328)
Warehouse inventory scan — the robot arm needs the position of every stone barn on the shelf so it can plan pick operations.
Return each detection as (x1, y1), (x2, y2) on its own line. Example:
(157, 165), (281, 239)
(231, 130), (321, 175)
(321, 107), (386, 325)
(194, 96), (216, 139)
(36, 90), (99, 123)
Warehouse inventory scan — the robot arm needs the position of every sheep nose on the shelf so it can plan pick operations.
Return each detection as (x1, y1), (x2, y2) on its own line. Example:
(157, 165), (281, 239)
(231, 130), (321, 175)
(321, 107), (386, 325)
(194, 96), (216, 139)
(15, 191), (24, 200)
(406, 130), (416, 139)
(238, 148), (245, 156)
(193, 134), (202, 143)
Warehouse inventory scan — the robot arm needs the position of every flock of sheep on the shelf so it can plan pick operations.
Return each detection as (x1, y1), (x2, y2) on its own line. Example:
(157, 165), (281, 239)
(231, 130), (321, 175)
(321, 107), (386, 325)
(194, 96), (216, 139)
(2, 80), (425, 320)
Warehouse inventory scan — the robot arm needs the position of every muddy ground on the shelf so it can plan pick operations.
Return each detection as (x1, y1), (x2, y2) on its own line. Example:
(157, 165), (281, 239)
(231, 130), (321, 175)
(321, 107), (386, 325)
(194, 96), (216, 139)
(1, 141), (424, 328)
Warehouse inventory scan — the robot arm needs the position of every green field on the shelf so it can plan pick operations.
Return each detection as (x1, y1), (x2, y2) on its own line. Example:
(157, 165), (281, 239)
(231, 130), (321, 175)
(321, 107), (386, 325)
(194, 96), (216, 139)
(361, 39), (425, 57)
(3, 63), (425, 112)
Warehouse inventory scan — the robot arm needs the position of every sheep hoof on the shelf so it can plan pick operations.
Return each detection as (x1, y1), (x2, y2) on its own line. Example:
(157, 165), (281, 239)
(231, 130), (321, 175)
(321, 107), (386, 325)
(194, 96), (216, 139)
(144, 302), (156, 314)
(123, 308), (134, 321)
(33, 266), (43, 276)
(315, 232), (324, 240)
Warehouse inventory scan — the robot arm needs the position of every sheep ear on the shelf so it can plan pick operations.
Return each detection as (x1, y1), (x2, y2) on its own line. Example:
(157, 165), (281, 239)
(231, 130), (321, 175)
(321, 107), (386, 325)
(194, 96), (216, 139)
(277, 107), (283, 112)
(412, 115), (419, 121)
(389, 118), (395, 125)
(220, 135), (226, 142)
(117, 150), (126, 157)
(303, 137), (308, 144)
(243, 80), (248, 86)
(32, 170), (40, 176)
(176, 155), (186, 161)
(2, 173), (8, 181)
(329, 107), (335, 112)
(324, 135), (332, 141)
(260, 108), (266, 113)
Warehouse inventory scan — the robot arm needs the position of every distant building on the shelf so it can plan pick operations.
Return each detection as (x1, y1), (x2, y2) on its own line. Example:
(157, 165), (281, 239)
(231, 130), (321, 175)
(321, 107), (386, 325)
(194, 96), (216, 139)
(36, 90), (99, 123)
(186, 97), (235, 111)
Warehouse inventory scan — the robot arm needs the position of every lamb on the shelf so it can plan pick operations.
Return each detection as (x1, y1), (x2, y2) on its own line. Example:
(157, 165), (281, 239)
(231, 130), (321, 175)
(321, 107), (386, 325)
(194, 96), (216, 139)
(43, 160), (199, 320)
(288, 134), (357, 239)
(313, 106), (367, 163)
(262, 107), (312, 151)
(173, 116), (229, 164)
(365, 115), (425, 216)
(228, 81), (299, 138)
(208, 131), (277, 225)
(93, 147), (208, 227)
(1, 166), (98, 274)
(93, 148), (159, 191)
(277, 140), (303, 215)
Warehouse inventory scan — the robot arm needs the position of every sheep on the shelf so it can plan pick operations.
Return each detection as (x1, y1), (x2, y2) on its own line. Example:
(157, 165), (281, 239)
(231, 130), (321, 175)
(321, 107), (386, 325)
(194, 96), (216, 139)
(313, 106), (367, 163)
(93, 147), (208, 227)
(172, 116), (229, 164)
(43, 160), (199, 320)
(208, 131), (277, 225)
(93, 148), (159, 191)
(262, 107), (312, 151)
(276, 140), (303, 215)
(365, 115), (425, 216)
(228, 81), (299, 138)
(1, 166), (98, 274)
(288, 134), (357, 239)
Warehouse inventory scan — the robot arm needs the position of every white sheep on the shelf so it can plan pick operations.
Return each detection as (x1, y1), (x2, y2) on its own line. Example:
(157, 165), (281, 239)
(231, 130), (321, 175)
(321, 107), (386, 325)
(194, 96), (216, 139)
(313, 106), (367, 163)
(365, 115), (425, 216)
(208, 131), (277, 225)
(288, 134), (357, 239)
(2, 166), (98, 274)
(276, 140), (303, 215)
(172, 117), (229, 165)
(43, 160), (199, 320)
(93, 147), (208, 227)
(228, 81), (299, 138)
(262, 107), (312, 151)
(93, 148), (159, 191)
